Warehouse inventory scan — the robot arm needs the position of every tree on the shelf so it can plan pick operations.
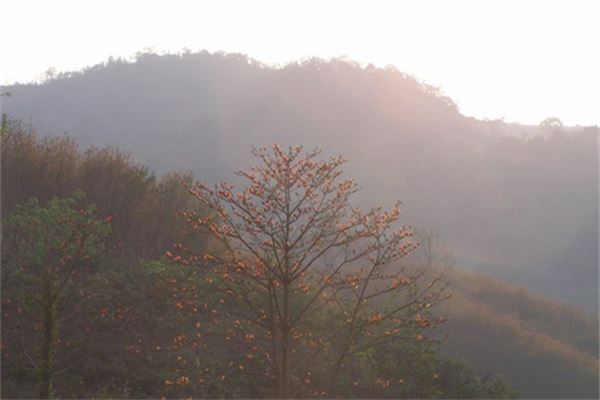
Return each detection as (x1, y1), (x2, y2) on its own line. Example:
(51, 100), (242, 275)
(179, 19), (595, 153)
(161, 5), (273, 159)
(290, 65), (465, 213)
(0, 122), (200, 259)
(539, 117), (564, 129)
(169, 144), (447, 398)
(2, 192), (111, 398)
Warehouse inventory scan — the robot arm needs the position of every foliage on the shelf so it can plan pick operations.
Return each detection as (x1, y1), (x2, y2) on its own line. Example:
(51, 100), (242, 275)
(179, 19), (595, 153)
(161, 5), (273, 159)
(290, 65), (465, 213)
(1, 126), (573, 399)
(168, 144), (448, 397)
(362, 339), (518, 399)
(2, 192), (111, 398)
(0, 122), (198, 259)
(438, 266), (599, 399)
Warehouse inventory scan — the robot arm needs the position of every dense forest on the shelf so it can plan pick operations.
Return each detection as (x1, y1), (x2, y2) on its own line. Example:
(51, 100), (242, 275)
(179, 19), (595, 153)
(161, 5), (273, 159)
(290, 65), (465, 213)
(1, 120), (598, 398)
(3, 51), (598, 314)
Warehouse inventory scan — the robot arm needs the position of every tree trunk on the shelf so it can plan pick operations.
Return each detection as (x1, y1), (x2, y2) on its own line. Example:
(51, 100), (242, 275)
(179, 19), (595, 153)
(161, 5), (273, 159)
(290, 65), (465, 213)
(281, 281), (291, 398)
(38, 277), (56, 399)
(269, 282), (281, 398)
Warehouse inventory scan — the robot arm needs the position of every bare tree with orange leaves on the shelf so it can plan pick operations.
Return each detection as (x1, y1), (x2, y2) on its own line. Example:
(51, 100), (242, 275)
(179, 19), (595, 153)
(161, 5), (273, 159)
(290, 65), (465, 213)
(168, 144), (447, 398)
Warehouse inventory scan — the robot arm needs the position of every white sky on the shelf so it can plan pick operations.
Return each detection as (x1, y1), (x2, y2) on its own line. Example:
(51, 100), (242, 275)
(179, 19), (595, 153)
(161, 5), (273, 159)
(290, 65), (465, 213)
(2, 0), (599, 126)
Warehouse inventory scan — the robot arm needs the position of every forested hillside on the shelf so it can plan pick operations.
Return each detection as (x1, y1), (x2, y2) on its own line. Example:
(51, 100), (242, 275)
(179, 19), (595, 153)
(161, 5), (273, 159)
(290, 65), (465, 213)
(3, 51), (597, 313)
(436, 267), (598, 398)
(1, 123), (597, 398)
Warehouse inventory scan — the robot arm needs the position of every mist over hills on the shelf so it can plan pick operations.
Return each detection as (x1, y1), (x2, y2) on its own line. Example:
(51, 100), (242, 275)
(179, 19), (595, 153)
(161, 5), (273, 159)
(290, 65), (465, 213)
(3, 51), (598, 312)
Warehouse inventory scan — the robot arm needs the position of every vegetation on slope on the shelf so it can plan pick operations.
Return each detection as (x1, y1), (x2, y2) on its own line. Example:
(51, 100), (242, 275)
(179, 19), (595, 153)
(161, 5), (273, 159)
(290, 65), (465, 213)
(4, 51), (597, 312)
(2, 123), (597, 398)
(437, 267), (599, 399)
(1, 124), (519, 398)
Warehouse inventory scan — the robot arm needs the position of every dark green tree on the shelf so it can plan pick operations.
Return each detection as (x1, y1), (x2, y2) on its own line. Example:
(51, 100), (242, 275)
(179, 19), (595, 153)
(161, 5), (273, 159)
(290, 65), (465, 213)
(2, 192), (111, 398)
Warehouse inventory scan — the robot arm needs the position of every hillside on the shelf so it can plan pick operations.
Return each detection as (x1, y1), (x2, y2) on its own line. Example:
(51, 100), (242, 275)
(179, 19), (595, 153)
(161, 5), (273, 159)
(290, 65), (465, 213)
(437, 266), (598, 398)
(2, 51), (598, 314)
(2, 122), (598, 398)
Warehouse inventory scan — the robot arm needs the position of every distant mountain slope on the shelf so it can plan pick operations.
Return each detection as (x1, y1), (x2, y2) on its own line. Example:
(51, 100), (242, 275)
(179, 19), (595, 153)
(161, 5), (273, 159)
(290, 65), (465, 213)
(438, 267), (599, 399)
(3, 51), (598, 312)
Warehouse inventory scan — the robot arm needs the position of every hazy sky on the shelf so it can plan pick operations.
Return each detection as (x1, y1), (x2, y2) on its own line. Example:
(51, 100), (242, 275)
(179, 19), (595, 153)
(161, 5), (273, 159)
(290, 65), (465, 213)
(2, 0), (599, 126)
